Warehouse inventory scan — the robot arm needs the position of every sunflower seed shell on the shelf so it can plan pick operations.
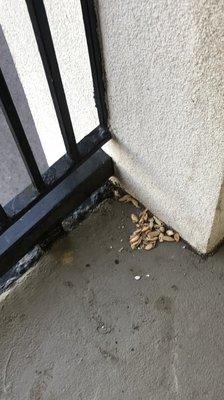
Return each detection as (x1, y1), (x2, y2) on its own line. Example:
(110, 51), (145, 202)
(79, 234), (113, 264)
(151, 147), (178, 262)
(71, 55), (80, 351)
(131, 198), (140, 208)
(174, 233), (180, 242)
(119, 194), (131, 202)
(153, 216), (163, 226)
(159, 233), (164, 242)
(163, 235), (175, 242)
(131, 214), (139, 223)
(166, 230), (174, 236)
(147, 230), (160, 239)
(144, 242), (156, 251)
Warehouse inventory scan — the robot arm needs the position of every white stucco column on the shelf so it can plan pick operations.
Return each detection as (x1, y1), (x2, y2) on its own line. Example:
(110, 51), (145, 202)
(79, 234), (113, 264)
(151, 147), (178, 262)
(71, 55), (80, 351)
(98, 0), (224, 253)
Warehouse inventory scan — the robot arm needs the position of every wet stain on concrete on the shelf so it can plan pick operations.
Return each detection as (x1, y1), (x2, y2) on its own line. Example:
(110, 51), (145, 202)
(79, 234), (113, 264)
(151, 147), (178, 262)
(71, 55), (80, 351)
(99, 347), (119, 363)
(30, 364), (54, 400)
(154, 296), (174, 314)
(63, 280), (74, 288)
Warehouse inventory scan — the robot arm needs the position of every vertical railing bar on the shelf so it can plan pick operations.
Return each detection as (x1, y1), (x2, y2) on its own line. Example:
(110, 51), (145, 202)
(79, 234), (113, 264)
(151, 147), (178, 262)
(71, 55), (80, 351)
(0, 69), (45, 193)
(25, 0), (79, 162)
(80, 0), (108, 128)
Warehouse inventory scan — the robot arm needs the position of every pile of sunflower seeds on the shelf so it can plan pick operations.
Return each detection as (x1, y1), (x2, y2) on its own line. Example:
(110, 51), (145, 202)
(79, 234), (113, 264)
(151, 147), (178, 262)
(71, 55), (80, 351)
(119, 194), (180, 251)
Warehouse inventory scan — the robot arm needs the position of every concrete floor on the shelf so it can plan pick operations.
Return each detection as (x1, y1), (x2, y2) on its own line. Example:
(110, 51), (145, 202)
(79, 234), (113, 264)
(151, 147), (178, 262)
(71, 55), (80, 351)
(0, 198), (224, 399)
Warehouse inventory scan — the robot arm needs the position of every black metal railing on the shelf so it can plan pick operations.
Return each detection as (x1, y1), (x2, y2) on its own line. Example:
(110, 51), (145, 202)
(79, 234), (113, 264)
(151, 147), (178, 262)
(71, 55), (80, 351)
(0, 0), (113, 275)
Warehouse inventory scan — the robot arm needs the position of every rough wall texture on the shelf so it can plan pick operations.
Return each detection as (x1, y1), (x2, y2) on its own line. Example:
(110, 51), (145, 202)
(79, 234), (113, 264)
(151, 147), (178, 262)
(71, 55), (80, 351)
(207, 182), (224, 252)
(98, 0), (224, 253)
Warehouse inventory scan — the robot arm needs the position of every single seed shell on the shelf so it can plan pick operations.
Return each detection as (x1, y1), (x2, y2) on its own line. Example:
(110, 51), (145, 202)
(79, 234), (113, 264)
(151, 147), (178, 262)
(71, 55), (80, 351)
(166, 229), (174, 236)
(132, 228), (142, 236)
(131, 237), (142, 249)
(159, 233), (164, 242)
(144, 242), (155, 251)
(140, 209), (148, 220)
(149, 218), (154, 229)
(139, 215), (145, 224)
(119, 194), (131, 202)
(131, 213), (138, 223)
(141, 224), (151, 233)
(163, 235), (175, 242)
(130, 234), (141, 244)
(143, 230), (151, 236)
(153, 216), (163, 226)
(147, 230), (160, 239)
(174, 232), (180, 242)
(146, 236), (158, 242)
(139, 209), (147, 217)
(119, 194), (139, 208)
(159, 226), (165, 233)
(143, 213), (148, 222)
(130, 198), (140, 208)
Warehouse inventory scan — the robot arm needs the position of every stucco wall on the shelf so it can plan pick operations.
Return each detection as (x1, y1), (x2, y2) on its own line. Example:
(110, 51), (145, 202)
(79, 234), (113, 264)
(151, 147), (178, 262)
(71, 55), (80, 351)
(98, 0), (224, 253)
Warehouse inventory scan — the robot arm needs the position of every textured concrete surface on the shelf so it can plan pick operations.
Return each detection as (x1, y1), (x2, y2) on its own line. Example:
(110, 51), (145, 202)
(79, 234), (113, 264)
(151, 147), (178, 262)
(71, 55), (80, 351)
(99, 0), (224, 253)
(1, 199), (224, 399)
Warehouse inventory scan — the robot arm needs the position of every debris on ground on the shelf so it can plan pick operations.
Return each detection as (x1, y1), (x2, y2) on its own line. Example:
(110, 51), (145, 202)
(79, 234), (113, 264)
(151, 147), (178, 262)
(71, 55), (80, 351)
(117, 192), (181, 252)
(119, 194), (140, 208)
(128, 207), (180, 251)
